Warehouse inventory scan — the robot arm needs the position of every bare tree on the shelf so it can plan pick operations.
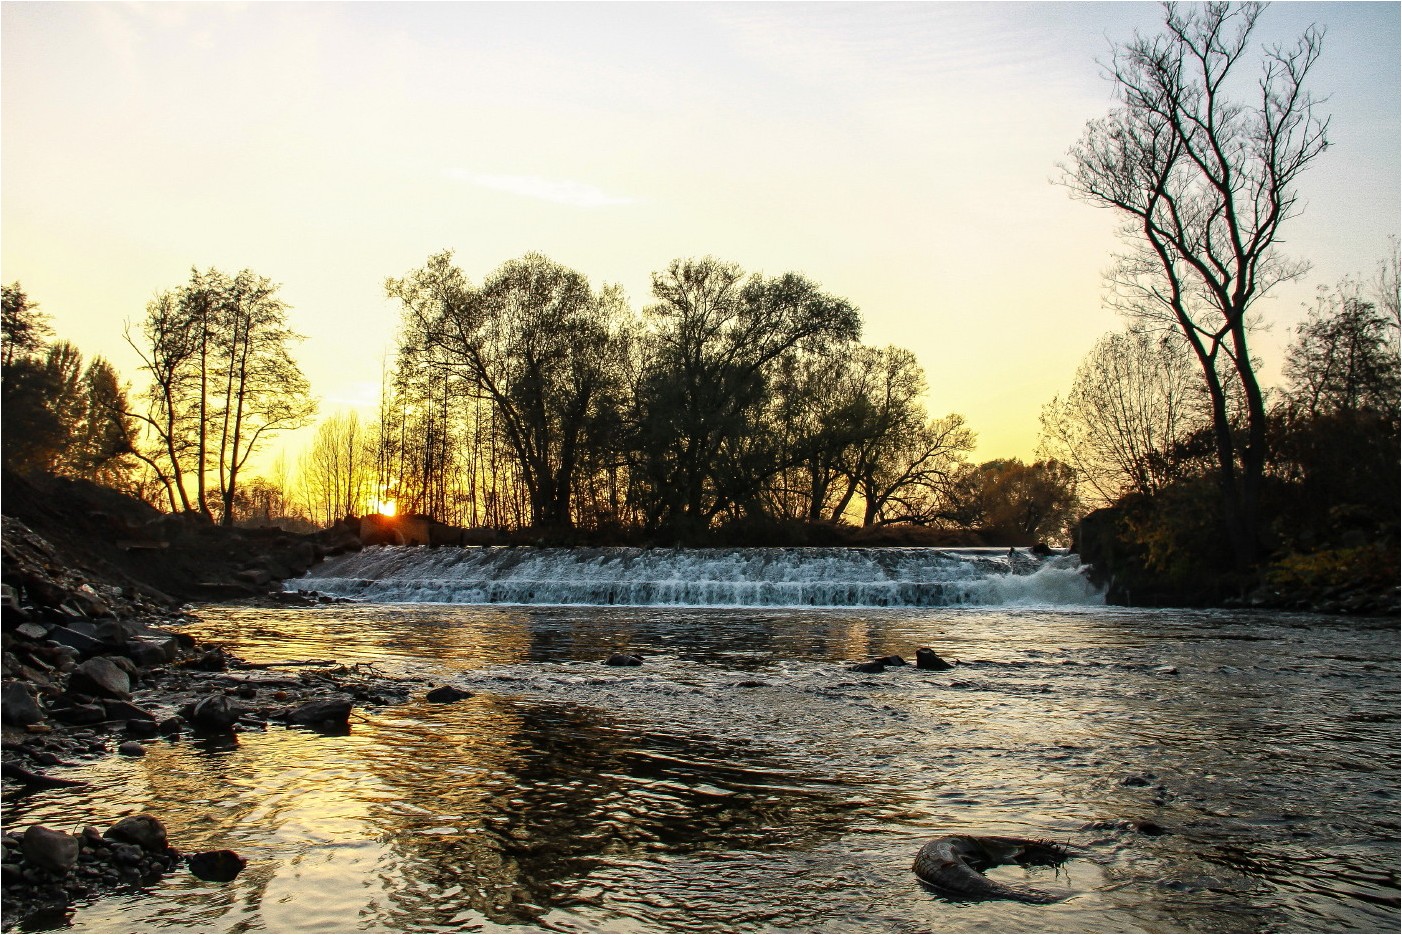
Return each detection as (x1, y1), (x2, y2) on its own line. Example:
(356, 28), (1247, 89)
(1039, 330), (1204, 504)
(300, 410), (376, 525)
(1060, 2), (1329, 570)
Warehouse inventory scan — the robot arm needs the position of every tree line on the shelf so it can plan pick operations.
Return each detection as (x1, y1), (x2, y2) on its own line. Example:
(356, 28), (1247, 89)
(368, 251), (1076, 543)
(1, 260), (1081, 546)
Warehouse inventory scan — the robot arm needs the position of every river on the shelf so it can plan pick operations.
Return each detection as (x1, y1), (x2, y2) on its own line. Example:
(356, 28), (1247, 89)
(4, 549), (1398, 933)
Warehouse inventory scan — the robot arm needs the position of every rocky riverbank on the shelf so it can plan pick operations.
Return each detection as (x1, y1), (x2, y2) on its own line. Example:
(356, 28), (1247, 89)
(0, 512), (421, 930)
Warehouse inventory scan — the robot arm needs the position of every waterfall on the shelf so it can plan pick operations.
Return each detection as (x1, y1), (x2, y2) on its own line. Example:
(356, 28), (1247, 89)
(289, 546), (1104, 608)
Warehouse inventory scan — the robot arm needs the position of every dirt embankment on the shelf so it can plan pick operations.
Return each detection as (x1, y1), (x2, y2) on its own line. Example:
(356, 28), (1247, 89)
(0, 473), (436, 929)
(1, 471), (365, 606)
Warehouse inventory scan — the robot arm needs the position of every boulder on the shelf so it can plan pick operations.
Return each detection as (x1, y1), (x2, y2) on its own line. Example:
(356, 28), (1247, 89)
(188, 849), (247, 882)
(425, 686), (472, 704)
(849, 660), (886, 673)
(604, 653), (643, 667)
(874, 654), (908, 667)
(286, 694), (353, 727)
(915, 648), (954, 671)
(22, 825), (79, 872)
(69, 657), (131, 699)
(1, 681), (43, 726)
(105, 814), (168, 852)
(117, 741), (146, 757)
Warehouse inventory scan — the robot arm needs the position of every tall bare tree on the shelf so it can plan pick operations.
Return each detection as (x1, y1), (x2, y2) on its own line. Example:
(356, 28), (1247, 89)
(1061, 2), (1329, 570)
(300, 410), (376, 525)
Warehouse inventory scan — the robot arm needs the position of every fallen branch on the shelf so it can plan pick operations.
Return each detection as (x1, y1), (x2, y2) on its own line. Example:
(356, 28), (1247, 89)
(2, 761), (89, 789)
(232, 659), (339, 670)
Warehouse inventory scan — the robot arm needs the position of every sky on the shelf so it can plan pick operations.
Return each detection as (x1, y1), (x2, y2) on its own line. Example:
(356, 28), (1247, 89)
(3, 1), (1399, 473)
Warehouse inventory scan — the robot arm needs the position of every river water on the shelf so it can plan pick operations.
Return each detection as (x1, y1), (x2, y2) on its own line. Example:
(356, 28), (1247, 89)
(4, 549), (1398, 933)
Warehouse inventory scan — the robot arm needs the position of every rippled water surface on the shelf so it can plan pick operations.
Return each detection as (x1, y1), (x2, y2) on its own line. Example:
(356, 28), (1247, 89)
(7, 604), (1398, 933)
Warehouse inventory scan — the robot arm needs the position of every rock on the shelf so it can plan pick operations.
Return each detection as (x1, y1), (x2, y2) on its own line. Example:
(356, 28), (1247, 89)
(1, 681), (43, 726)
(105, 814), (167, 852)
(124, 638), (178, 667)
(425, 686), (472, 703)
(184, 695), (243, 730)
(16, 623), (48, 640)
(188, 849), (247, 882)
(874, 654), (908, 667)
(286, 694), (353, 727)
(45, 624), (109, 657)
(117, 741), (146, 757)
(1120, 773), (1154, 787)
(734, 680), (769, 688)
(849, 661), (886, 673)
(110, 843), (144, 866)
(235, 568), (272, 586)
(180, 648), (229, 672)
(1152, 665), (1179, 675)
(50, 701), (108, 725)
(103, 700), (156, 722)
(1031, 542), (1054, 557)
(125, 719), (161, 738)
(1, 584), (27, 623)
(69, 657), (131, 699)
(22, 826), (79, 872)
(915, 648), (954, 671)
(604, 654), (643, 667)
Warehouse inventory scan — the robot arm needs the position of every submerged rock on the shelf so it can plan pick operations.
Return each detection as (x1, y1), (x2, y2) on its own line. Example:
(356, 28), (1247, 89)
(915, 648), (954, 671)
(875, 655), (909, 667)
(183, 694), (244, 730)
(849, 660), (887, 674)
(188, 849), (246, 882)
(604, 654), (643, 667)
(425, 686), (472, 703)
(285, 694), (353, 727)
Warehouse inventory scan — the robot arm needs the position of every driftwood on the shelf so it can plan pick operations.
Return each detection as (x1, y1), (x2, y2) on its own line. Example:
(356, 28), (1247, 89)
(231, 659), (338, 670)
(2, 761), (89, 789)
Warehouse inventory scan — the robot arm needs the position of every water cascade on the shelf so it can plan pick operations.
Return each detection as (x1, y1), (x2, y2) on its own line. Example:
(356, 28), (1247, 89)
(291, 546), (1104, 608)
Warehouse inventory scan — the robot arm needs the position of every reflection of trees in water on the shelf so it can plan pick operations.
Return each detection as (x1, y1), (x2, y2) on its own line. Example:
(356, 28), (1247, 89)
(359, 695), (862, 929)
(521, 607), (879, 668)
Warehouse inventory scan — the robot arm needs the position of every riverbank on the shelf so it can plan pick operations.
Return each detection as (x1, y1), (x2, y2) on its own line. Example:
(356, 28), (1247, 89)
(0, 513), (425, 929)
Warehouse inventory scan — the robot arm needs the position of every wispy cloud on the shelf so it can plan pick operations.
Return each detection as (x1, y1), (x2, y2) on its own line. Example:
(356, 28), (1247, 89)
(445, 170), (636, 207)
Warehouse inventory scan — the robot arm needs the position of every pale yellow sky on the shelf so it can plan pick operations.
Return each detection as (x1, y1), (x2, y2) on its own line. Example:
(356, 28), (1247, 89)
(4, 1), (1398, 473)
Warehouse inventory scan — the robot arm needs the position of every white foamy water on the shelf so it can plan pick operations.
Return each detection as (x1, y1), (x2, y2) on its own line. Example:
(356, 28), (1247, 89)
(291, 546), (1105, 608)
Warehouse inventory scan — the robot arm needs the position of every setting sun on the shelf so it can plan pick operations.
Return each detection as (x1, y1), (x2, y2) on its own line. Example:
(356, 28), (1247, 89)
(375, 499), (397, 517)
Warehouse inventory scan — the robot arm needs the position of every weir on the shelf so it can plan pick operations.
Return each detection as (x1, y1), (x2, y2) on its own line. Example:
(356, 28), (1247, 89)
(291, 546), (1104, 608)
